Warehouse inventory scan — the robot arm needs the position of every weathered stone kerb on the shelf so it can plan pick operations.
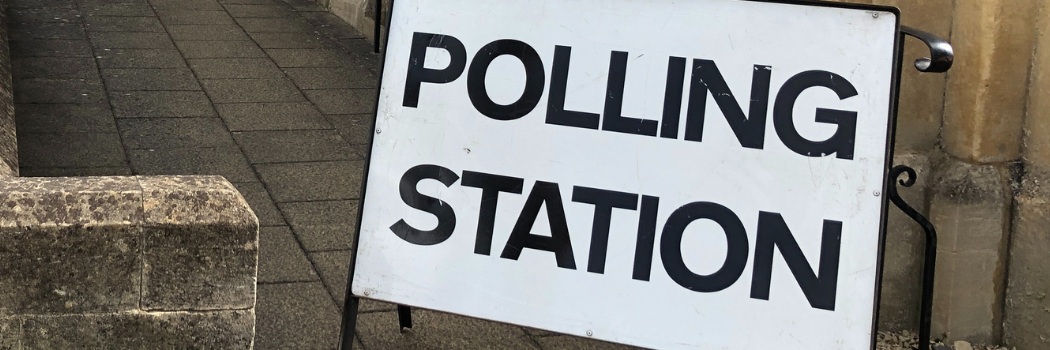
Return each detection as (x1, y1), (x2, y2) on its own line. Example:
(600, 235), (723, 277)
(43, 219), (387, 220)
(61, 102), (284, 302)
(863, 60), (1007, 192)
(0, 175), (259, 349)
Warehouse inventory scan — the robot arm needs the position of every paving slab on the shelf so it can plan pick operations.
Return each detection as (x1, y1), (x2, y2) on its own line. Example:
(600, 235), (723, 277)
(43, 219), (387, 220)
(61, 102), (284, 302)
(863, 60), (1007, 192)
(12, 56), (97, 79)
(257, 226), (318, 283)
(102, 68), (201, 90)
(201, 78), (306, 103)
(10, 39), (93, 57)
(248, 32), (328, 48)
(109, 91), (216, 118)
(235, 17), (313, 33)
(81, 2), (155, 17)
(298, 12), (364, 39)
(215, 102), (331, 131)
(18, 166), (133, 177)
(255, 282), (341, 350)
(220, 0), (279, 4)
(9, 0), (76, 8)
(127, 147), (257, 182)
(17, 132), (127, 168)
(14, 103), (117, 133)
(156, 10), (236, 25)
(357, 310), (541, 350)
(96, 49), (187, 68)
(176, 40), (266, 58)
(277, 200), (357, 251)
(265, 48), (347, 67)
(255, 160), (363, 202)
(8, 7), (82, 23)
(324, 114), (372, 144)
(10, 22), (85, 40)
(224, 4), (293, 18)
(89, 32), (175, 49)
(188, 58), (284, 79)
(148, 0), (225, 11)
(167, 24), (250, 41)
(84, 16), (165, 32)
(232, 182), (285, 226)
(283, 67), (375, 90)
(14, 78), (107, 104)
(304, 89), (375, 115)
(309, 249), (396, 313)
(118, 117), (237, 149)
(279, 0), (326, 12)
(233, 129), (358, 163)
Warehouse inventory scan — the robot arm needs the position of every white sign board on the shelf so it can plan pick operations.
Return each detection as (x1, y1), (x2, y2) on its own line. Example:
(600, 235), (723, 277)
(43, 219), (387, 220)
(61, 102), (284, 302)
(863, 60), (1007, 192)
(351, 0), (900, 348)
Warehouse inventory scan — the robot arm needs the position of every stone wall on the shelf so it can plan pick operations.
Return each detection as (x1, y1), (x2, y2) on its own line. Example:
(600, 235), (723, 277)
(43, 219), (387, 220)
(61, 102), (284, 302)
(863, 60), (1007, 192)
(0, 176), (259, 349)
(0, 0), (17, 177)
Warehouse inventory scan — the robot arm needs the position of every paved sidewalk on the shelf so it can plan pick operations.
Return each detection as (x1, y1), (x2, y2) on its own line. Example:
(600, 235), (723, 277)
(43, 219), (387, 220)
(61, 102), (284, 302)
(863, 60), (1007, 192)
(8, 0), (635, 348)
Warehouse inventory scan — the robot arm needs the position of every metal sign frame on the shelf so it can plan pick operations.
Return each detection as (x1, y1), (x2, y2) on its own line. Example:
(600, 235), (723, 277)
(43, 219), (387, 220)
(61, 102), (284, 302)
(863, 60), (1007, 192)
(339, 0), (952, 348)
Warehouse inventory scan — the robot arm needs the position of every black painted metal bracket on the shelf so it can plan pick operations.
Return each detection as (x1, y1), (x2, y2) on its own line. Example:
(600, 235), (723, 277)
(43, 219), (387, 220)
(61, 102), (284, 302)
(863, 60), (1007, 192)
(890, 24), (952, 350)
(886, 166), (938, 350)
(901, 26), (954, 73)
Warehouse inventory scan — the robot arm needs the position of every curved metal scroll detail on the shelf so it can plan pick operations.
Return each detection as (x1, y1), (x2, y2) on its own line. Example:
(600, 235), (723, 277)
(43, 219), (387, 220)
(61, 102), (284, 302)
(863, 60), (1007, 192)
(901, 26), (954, 73)
(887, 165), (938, 350)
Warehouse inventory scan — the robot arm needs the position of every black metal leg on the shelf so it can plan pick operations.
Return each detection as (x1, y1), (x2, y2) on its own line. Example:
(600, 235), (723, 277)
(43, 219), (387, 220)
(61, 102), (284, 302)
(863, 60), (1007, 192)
(338, 296), (361, 350)
(887, 166), (938, 350)
(374, 0), (381, 53)
(397, 304), (413, 332)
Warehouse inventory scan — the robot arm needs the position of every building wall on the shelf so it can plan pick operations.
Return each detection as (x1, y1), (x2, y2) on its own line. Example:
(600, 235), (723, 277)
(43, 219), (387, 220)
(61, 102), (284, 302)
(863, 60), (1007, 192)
(317, 0), (1050, 347)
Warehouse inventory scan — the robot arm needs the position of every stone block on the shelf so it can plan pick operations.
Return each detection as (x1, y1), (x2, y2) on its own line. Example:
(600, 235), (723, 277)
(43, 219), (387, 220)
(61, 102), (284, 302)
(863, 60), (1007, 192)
(139, 176), (258, 310)
(109, 91), (216, 118)
(233, 130), (357, 163)
(256, 161), (363, 202)
(188, 58), (284, 79)
(20, 311), (254, 349)
(216, 102), (331, 131)
(1003, 172), (1050, 349)
(118, 118), (236, 149)
(102, 68), (201, 91)
(201, 78), (306, 103)
(255, 282), (340, 350)
(943, 0), (1038, 162)
(176, 40), (266, 58)
(927, 156), (1010, 343)
(878, 152), (930, 332)
(0, 318), (19, 350)
(304, 89), (375, 115)
(0, 177), (143, 317)
(357, 309), (539, 350)
(258, 226), (318, 283)
(1025, 4), (1050, 175)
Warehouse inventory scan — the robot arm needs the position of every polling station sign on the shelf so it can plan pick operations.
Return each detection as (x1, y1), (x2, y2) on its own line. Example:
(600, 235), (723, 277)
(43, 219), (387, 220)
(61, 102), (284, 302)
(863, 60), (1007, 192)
(350, 0), (901, 348)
